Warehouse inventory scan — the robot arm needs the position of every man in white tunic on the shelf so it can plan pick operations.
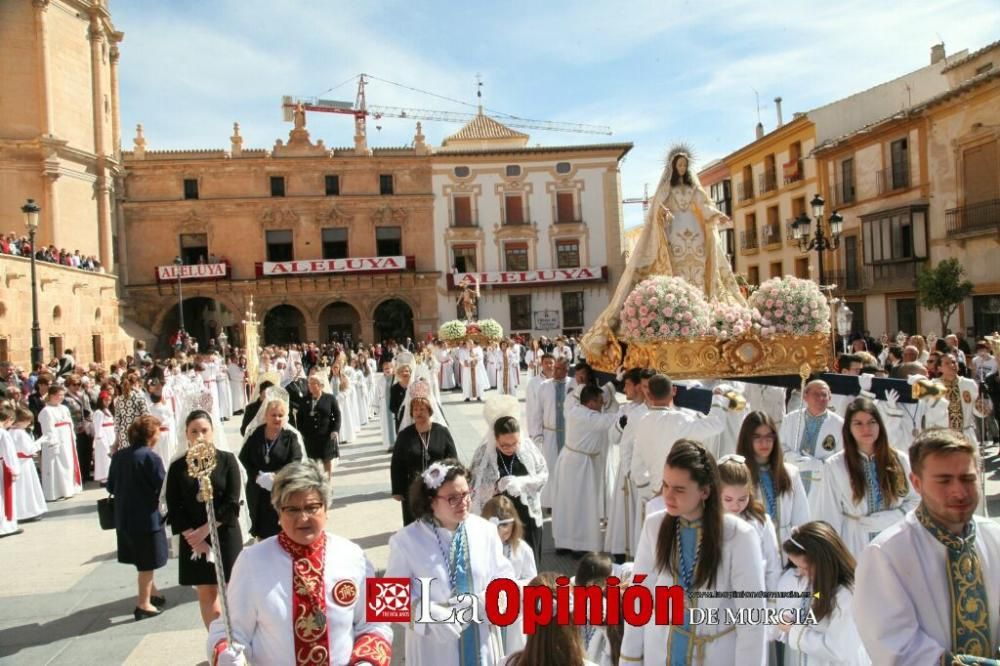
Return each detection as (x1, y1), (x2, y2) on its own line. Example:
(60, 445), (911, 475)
(552, 385), (620, 554)
(605, 368), (649, 560)
(855, 428), (1000, 663)
(523, 353), (554, 430)
(779, 379), (844, 512)
(630, 374), (728, 507)
(458, 340), (488, 402)
(38, 385), (82, 501)
(528, 358), (574, 509)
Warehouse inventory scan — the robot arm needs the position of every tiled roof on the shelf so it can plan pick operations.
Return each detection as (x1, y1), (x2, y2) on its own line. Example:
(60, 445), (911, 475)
(941, 39), (1000, 73)
(444, 113), (529, 143)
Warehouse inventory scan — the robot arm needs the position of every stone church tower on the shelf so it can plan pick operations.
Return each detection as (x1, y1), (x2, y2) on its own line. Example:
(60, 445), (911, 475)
(0, 0), (132, 365)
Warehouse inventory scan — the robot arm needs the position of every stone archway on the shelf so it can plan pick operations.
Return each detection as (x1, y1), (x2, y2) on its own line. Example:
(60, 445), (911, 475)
(318, 301), (361, 345)
(263, 304), (307, 345)
(156, 296), (237, 354)
(373, 298), (414, 345)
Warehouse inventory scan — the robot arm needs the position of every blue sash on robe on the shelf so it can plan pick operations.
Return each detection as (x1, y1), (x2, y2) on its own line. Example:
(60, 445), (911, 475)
(668, 519), (701, 665)
(555, 382), (566, 452)
(451, 523), (480, 666)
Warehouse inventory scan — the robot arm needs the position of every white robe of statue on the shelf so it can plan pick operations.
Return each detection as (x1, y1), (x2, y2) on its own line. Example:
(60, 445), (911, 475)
(386, 514), (515, 666)
(552, 401), (620, 552)
(854, 511), (1000, 663)
(39, 404), (82, 501)
(813, 448), (920, 560)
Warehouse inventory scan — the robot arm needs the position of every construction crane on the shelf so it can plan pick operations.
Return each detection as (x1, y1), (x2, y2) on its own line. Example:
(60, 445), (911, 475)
(622, 183), (650, 215)
(282, 73), (613, 145)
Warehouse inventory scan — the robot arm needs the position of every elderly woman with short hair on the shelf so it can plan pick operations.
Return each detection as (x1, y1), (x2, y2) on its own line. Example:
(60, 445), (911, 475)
(207, 460), (393, 666)
(390, 390), (457, 526)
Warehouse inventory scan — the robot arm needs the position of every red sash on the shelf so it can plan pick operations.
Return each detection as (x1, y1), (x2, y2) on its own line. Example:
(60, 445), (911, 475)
(55, 421), (82, 485)
(17, 453), (32, 460)
(277, 531), (330, 664)
(2, 463), (13, 521)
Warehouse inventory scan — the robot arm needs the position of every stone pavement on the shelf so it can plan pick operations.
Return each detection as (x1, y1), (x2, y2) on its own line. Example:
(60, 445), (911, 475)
(1, 381), (997, 665)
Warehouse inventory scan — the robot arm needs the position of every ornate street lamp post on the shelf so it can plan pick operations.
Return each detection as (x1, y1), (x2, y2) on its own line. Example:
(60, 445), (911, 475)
(792, 194), (844, 287)
(174, 255), (186, 335)
(21, 199), (43, 368)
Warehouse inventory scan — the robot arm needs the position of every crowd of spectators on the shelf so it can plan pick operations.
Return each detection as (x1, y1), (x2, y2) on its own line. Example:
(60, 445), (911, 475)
(1, 233), (103, 272)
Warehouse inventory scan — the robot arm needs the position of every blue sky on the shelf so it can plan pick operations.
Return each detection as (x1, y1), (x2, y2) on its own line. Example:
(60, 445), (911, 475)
(114, 1), (998, 228)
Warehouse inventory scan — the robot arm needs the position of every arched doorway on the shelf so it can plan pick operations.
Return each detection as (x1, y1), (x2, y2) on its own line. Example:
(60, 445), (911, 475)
(158, 296), (236, 354)
(373, 299), (414, 345)
(264, 304), (306, 345)
(318, 302), (361, 346)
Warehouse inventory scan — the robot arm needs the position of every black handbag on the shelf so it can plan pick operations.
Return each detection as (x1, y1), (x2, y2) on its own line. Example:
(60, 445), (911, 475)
(97, 495), (115, 530)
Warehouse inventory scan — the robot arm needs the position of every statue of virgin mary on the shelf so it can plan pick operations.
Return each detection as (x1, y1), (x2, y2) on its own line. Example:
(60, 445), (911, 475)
(581, 144), (746, 364)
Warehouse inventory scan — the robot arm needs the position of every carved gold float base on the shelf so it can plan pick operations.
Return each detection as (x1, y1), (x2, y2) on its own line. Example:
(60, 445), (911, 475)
(591, 331), (831, 379)
(443, 334), (502, 348)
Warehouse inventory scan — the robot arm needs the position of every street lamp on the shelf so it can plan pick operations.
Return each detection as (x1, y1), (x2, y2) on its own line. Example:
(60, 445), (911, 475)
(173, 255), (186, 337)
(793, 194), (843, 286)
(22, 199), (43, 368)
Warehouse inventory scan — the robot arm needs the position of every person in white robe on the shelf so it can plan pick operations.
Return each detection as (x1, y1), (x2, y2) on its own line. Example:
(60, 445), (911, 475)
(717, 454), (781, 593)
(736, 411), (810, 559)
(481, 495), (537, 655)
(814, 397), (919, 560)
(629, 374), (729, 508)
(854, 428), (1000, 663)
(377, 359), (396, 451)
(9, 412), (46, 520)
(38, 386), (82, 501)
(386, 460), (515, 666)
(147, 396), (177, 473)
(0, 418), (19, 535)
(620, 440), (767, 666)
(527, 359), (574, 509)
(773, 522), (870, 666)
(207, 460), (393, 666)
(938, 352), (988, 447)
(459, 341), (489, 401)
(496, 341), (520, 397)
(200, 359), (221, 418)
(779, 380), (844, 513)
(693, 379), (750, 460)
(605, 368), (648, 560)
(91, 394), (116, 483)
(330, 363), (357, 444)
(552, 386), (620, 553)
(744, 383), (787, 429)
(523, 354), (553, 434)
(553, 339), (573, 363)
(437, 346), (457, 391)
(226, 358), (247, 414)
(485, 344), (500, 389)
(216, 358), (233, 421)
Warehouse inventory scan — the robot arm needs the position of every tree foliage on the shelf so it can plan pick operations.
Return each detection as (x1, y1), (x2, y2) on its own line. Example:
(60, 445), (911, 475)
(915, 258), (974, 334)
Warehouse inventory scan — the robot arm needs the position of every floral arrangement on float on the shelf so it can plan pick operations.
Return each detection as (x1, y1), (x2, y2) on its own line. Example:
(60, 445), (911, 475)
(613, 275), (832, 379)
(437, 318), (504, 347)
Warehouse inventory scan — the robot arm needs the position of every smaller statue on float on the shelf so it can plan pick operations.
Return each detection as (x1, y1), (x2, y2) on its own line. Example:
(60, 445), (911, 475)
(457, 273), (481, 322)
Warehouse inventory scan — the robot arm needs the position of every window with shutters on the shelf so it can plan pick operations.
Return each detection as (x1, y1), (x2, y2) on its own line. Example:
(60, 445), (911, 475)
(562, 291), (585, 328)
(266, 230), (294, 261)
(375, 227), (402, 256)
(504, 194), (526, 225)
(770, 261), (782, 279)
(555, 239), (580, 268)
(509, 294), (532, 330)
(556, 191), (577, 223)
(963, 141), (999, 206)
(747, 265), (760, 285)
(322, 228), (348, 259)
(453, 195), (474, 227)
(179, 233), (208, 265)
(890, 139), (909, 189)
(452, 244), (477, 272)
(504, 242), (529, 271)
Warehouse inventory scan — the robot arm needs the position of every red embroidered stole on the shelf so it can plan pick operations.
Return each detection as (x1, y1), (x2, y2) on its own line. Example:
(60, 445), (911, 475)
(277, 531), (330, 664)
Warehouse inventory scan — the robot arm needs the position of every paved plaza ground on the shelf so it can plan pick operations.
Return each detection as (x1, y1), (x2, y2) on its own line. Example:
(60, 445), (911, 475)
(1, 382), (998, 665)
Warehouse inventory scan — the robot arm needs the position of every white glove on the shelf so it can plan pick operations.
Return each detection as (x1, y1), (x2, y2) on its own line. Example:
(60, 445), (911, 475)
(496, 475), (511, 493)
(499, 476), (525, 497)
(215, 643), (247, 666)
(256, 472), (274, 492)
(858, 373), (874, 394)
(906, 374), (922, 386)
(885, 388), (900, 411)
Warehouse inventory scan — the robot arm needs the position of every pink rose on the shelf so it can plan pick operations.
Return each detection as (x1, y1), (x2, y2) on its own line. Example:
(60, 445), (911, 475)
(775, 299), (784, 308)
(639, 306), (649, 316)
(681, 326), (690, 336)
(659, 324), (669, 333)
(649, 296), (659, 307)
(765, 299), (774, 308)
(663, 307), (673, 317)
(683, 312), (693, 321)
(645, 326), (655, 335)
(774, 309), (784, 318)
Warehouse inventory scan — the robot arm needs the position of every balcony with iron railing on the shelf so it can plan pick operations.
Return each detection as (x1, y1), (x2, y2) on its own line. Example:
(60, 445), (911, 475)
(876, 164), (910, 195)
(762, 222), (782, 248)
(737, 181), (755, 203)
(759, 171), (778, 196)
(946, 199), (1000, 237)
(740, 228), (760, 252)
(451, 216), (479, 228)
(783, 159), (804, 185)
(785, 219), (799, 245)
(831, 180), (856, 208)
(862, 259), (925, 291)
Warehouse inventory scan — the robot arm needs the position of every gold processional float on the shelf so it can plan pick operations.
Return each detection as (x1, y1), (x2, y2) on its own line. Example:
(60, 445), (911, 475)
(438, 274), (506, 347)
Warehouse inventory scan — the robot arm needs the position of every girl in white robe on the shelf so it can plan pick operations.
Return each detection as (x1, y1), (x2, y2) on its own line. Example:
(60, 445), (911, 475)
(91, 392), (116, 483)
(0, 415), (19, 535)
(717, 455), (781, 592)
(773, 522), (870, 666)
(216, 362), (233, 420)
(330, 363), (357, 444)
(620, 440), (767, 666)
(482, 495), (537, 655)
(814, 397), (918, 560)
(736, 411), (810, 561)
(38, 388), (82, 501)
(386, 459), (514, 666)
(9, 409), (46, 520)
(226, 359), (247, 413)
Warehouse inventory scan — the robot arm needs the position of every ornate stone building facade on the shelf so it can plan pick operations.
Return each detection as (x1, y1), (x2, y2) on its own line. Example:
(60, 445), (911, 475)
(0, 0), (133, 365)
(122, 115), (440, 349)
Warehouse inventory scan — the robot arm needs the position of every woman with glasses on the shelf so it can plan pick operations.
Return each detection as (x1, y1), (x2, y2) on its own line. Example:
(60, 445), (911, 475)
(165, 410), (243, 629)
(736, 411), (810, 556)
(814, 397), (919, 559)
(208, 460), (393, 666)
(390, 390), (457, 526)
(386, 458), (515, 666)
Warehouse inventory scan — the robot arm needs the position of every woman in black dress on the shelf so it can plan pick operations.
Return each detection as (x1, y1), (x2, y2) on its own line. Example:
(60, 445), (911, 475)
(107, 414), (168, 621)
(165, 409), (243, 629)
(390, 395), (457, 525)
(238, 397), (303, 540)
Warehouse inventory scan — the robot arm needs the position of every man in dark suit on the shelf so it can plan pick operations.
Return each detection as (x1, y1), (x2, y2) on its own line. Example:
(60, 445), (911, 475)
(284, 366), (309, 429)
(298, 375), (341, 475)
(240, 380), (274, 437)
